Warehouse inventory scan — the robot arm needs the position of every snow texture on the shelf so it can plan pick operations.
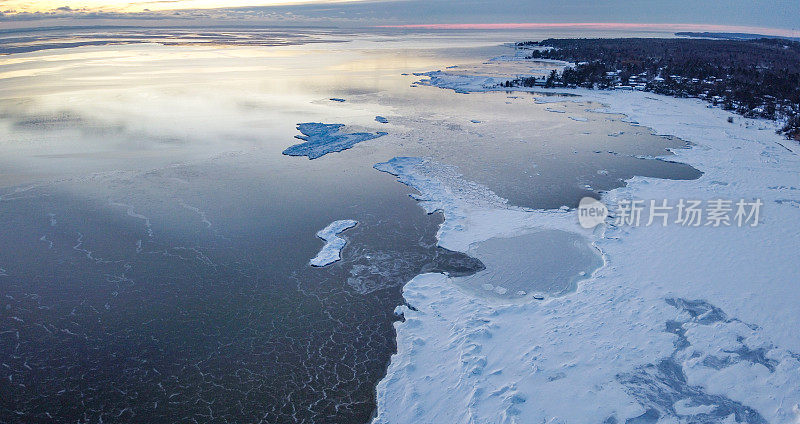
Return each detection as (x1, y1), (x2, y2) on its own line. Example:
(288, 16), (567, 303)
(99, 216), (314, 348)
(373, 71), (800, 424)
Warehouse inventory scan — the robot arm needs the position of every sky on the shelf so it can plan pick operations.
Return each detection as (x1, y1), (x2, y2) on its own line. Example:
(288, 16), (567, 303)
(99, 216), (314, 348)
(1, 0), (799, 35)
(0, 0), (369, 13)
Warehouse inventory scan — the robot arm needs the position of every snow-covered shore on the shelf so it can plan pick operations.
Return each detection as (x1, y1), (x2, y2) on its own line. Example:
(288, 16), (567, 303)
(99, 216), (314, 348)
(372, 73), (800, 423)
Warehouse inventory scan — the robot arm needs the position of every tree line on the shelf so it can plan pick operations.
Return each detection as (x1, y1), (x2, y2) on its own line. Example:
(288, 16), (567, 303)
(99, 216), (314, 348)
(507, 38), (800, 140)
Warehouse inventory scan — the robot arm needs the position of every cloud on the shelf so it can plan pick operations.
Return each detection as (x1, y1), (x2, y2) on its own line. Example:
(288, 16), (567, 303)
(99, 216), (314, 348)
(0, 0), (383, 15)
(0, 0), (796, 33)
(0, 9), (181, 21)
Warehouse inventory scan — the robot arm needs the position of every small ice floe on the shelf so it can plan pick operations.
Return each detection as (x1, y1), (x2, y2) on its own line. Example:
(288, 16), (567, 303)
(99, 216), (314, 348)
(375, 116), (389, 124)
(569, 116), (589, 122)
(282, 123), (387, 160)
(597, 169), (609, 175)
(309, 220), (358, 267)
(329, 98), (346, 102)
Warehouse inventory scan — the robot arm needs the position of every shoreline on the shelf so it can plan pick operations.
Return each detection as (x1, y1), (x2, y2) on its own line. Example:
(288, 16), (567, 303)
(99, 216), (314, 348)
(372, 71), (800, 423)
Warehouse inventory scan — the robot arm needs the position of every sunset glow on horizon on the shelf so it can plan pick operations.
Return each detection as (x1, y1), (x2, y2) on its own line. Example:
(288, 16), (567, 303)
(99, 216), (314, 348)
(2, 0), (796, 39)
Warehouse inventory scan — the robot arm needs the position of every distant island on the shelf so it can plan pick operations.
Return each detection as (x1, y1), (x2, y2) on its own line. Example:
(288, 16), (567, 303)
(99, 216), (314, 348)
(505, 38), (800, 140)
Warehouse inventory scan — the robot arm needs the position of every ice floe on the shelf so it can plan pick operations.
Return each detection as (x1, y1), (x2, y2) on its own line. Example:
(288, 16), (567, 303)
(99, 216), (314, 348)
(282, 123), (387, 160)
(309, 219), (357, 267)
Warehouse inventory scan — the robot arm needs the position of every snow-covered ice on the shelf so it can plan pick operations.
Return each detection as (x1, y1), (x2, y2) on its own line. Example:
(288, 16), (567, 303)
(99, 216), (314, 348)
(282, 123), (387, 160)
(373, 70), (800, 424)
(309, 219), (358, 267)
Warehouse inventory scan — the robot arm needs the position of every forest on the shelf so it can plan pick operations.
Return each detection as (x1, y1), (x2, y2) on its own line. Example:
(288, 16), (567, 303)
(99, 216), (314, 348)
(508, 38), (800, 140)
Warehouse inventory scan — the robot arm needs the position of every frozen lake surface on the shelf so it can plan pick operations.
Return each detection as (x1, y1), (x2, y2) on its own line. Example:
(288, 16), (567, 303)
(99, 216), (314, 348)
(0, 27), (711, 424)
(459, 230), (603, 300)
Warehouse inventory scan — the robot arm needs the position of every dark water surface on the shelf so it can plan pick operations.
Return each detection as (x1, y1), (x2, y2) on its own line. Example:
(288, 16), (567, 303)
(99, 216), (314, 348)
(0, 147), (484, 423)
(0, 28), (700, 423)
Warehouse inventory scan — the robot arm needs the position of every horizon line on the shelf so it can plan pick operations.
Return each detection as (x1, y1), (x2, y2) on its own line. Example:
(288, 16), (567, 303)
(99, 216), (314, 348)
(373, 22), (799, 38)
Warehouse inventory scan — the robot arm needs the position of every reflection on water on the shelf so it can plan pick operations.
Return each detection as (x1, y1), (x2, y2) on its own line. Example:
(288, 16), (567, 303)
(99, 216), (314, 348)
(0, 28), (701, 423)
(0, 27), (348, 55)
(427, 97), (703, 208)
